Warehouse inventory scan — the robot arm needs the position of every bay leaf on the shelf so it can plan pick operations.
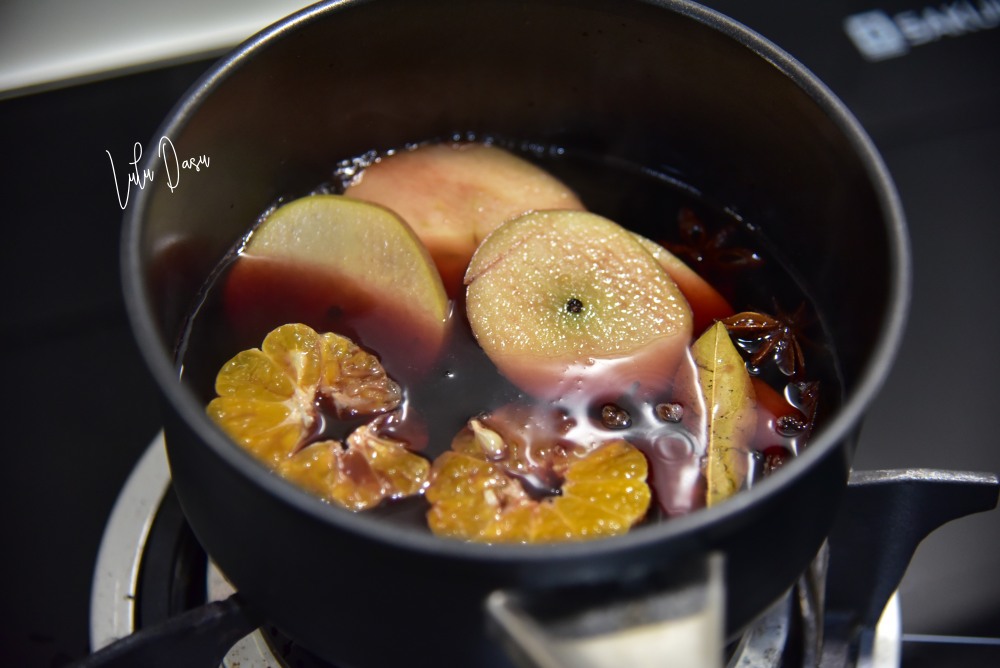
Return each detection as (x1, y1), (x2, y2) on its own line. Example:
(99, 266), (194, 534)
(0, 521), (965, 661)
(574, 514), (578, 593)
(691, 321), (757, 506)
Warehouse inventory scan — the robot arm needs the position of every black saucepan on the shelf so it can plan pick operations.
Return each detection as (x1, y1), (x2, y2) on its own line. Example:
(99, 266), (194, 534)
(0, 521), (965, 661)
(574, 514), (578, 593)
(121, 1), (909, 665)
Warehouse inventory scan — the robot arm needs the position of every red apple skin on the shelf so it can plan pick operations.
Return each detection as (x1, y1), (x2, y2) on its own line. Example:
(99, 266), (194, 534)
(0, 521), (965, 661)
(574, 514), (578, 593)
(505, 343), (693, 405)
(222, 195), (451, 383)
(344, 142), (584, 297)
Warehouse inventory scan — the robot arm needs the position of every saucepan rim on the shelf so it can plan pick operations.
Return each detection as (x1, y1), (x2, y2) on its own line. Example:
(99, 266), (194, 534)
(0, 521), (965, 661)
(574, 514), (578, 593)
(122, 0), (910, 564)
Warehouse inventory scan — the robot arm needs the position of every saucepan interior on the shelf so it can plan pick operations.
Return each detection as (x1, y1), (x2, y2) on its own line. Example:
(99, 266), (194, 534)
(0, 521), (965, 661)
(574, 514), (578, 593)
(123, 0), (908, 665)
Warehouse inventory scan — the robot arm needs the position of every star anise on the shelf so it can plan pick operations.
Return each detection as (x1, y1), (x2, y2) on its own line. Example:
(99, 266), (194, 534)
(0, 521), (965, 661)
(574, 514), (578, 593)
(665, 207), (763, 274)
(721, 303), (811, 378)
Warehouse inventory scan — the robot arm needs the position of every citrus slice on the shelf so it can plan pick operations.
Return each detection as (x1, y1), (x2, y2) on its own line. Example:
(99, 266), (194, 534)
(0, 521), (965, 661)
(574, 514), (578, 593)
(208, 323), (324, 465)
(426, 431), (651, 543)
(277, 418), (430, 511)
(207, 323), (428, 509)
(451, 401), (585, 476)
(318, 330), (403, 418)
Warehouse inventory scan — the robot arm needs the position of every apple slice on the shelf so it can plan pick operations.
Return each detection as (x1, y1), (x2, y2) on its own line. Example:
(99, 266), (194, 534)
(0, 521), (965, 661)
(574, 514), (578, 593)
(464, 210), (693, 402)
(344, 142), (584, 296)
(633, 234), (734, 335)
(223, 194), (450, 380)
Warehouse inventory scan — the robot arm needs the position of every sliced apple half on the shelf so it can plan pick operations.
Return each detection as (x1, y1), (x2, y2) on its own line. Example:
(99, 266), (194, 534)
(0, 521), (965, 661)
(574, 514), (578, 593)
(223, 194), (450, 379)
(632, 234), (734, 335)
(344, 142), (584, 296)
(464, 210), (693, 402)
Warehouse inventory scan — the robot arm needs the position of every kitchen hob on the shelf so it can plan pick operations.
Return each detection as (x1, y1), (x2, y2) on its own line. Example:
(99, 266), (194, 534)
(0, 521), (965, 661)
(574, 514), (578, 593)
(88, 432), (920, 668)
(1, 1), (998, 666)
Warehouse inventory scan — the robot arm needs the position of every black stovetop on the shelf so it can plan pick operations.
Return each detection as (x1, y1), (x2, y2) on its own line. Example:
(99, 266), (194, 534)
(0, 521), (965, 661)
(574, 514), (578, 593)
(1, 2), (998, 666)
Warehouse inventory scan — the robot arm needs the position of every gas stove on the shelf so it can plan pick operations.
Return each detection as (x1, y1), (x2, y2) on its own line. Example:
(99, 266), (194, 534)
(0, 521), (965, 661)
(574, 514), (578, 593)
(87, 433), (913, 668)
(1, 1), (998, 666)
(81, 428), (1000, 668)
(80, 433), (997, 668)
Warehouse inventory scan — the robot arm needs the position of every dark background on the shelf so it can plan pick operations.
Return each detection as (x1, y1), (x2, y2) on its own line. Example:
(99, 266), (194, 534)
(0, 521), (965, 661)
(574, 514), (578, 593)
(1, 1), (997, 666)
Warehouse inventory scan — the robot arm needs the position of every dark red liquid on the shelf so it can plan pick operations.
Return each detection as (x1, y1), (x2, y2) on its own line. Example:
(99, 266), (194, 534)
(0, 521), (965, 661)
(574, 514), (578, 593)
(179, 142), (838, 526)
(223, 255), (449, 386)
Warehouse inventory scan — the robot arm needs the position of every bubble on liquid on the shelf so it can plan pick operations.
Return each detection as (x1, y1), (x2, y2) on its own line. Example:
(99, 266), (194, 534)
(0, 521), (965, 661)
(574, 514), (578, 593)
(600, 403), (632, 430)
(785, 381), (820, 414)
(761, 445), (792, 476)
(775, 414), (807, 437)
(655, 402), (684, 423)
(652, 434), (695, 461)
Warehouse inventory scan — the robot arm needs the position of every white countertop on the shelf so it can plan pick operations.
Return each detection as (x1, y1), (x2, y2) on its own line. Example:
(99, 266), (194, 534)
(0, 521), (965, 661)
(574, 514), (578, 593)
(0, 0), (314, 97)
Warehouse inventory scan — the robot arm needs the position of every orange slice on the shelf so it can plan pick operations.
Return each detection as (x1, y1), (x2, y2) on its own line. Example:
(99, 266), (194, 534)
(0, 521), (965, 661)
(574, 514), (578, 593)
(277, 417), (430, 511)
(207, 323), (428, 510)
(426, 434), (651, 543)
(208, 323), (325, 465)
